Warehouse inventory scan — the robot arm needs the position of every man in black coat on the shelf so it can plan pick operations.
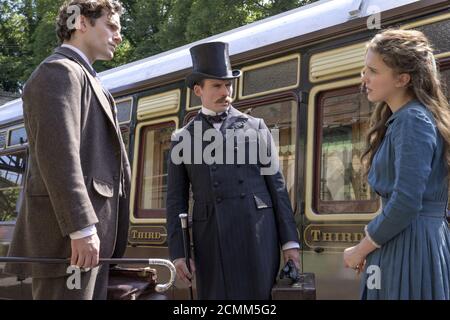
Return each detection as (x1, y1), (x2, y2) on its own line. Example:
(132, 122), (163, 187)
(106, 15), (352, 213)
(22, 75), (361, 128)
(166, 42), (300, 300)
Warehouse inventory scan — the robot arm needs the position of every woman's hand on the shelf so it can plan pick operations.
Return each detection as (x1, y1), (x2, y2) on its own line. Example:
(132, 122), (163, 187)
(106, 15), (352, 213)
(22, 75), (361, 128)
(343, 236), (378, 274)
(343, 245), (366, 274)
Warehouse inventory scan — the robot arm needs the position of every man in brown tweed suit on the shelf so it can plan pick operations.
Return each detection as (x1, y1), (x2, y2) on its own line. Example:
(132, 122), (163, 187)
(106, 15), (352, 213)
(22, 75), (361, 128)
(5, 0), (131, 300)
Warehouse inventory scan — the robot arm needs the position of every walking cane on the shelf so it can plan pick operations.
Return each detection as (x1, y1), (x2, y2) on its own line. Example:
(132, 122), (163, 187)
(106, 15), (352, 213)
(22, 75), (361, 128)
(0, 257), (176, 293)
(179, 213), (194, 300)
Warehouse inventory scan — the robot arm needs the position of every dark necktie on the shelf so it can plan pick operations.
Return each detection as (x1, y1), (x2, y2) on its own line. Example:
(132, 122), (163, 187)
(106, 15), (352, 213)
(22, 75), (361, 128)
(204, 111), (228, 123)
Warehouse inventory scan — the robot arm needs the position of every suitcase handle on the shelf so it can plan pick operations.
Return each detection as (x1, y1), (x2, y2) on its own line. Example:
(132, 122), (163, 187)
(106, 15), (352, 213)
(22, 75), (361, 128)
(279, 259), (301, 285)
(0, 257), (176, 293)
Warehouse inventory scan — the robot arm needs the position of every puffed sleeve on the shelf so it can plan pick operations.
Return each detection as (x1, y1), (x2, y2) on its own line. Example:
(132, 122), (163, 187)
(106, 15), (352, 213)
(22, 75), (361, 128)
(366, 106), (437, 246)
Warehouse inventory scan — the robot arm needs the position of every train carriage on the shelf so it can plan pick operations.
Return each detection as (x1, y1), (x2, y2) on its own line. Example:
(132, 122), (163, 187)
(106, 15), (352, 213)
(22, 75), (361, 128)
(0, 0), (449, 299)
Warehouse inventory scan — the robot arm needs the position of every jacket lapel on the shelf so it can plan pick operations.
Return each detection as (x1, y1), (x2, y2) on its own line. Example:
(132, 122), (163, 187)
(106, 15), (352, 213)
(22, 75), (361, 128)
(54, 47), (117, 129)
(220, 106), (249, 138)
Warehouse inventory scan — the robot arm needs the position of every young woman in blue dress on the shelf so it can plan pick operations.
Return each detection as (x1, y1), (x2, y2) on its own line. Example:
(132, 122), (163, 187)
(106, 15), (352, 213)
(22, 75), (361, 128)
(343, 29), (450, 300)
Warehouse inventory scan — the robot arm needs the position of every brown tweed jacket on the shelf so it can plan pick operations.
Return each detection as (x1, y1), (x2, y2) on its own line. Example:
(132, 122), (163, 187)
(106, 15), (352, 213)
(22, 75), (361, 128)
(6, 47), (131, 278)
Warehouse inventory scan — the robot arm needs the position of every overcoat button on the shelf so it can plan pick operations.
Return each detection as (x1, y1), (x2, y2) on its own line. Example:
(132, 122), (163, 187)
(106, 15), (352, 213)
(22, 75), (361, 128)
(240, 193), (246, 198)
(113, 175), (119, 181)
(239, 179), (244, 184)
(213, 181), (220, 187)
(216, 197), (222, 203)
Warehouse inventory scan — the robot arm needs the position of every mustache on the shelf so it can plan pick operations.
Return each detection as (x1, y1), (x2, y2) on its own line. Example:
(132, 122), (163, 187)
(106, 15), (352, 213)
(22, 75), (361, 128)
(215, 96), (232, 104)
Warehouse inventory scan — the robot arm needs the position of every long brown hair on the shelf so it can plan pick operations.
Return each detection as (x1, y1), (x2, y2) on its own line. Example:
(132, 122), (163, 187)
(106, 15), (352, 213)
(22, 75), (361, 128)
(361, 29), (450, 179)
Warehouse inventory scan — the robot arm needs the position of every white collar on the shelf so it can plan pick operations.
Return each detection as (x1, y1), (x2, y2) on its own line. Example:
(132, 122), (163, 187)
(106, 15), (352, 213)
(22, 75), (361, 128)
(201, 105), (230, 116)
(61, 44), (95, 74)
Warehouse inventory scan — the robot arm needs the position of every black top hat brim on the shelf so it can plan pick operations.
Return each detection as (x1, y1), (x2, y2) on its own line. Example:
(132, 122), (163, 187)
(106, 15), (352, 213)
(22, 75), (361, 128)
(186, 70), (241, 89)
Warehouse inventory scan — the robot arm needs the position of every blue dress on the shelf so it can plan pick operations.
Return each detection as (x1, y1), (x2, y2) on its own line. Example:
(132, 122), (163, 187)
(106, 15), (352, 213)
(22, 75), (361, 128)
(361, 99), (450, 300)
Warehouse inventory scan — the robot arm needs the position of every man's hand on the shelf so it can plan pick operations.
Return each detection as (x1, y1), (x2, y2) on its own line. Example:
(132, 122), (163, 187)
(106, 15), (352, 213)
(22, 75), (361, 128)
(283, 248), (300, 269)
(70, 233), (100, 269)
(173, 258), (196, 287)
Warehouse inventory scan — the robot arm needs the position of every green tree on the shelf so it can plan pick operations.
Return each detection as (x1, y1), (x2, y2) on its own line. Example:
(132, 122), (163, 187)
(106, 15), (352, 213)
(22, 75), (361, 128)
(185, 0), (249, 42)
(0, 1), (29, 92)
(0, 0), (319, 94)
(155, 0), (193, 51)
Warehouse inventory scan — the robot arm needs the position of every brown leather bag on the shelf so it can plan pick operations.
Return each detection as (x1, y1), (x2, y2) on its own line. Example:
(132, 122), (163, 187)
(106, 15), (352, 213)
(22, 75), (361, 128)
(107, 266), (168, 300)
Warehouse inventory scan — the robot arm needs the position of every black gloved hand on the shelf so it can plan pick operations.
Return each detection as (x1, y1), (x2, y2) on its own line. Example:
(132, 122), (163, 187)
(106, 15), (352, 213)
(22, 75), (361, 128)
(279, 259), (300, 284)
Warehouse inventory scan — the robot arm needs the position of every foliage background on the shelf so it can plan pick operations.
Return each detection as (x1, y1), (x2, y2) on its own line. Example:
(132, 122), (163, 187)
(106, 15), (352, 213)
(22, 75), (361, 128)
(0, 0), (318, 94)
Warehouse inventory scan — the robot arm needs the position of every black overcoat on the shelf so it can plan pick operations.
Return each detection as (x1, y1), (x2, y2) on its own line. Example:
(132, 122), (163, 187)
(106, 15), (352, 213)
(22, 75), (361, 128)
(166, 106), (298, 299)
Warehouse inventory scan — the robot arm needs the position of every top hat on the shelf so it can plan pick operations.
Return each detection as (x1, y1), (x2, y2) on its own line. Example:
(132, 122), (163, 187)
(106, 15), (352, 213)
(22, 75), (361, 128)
(186, 42), (241, 89)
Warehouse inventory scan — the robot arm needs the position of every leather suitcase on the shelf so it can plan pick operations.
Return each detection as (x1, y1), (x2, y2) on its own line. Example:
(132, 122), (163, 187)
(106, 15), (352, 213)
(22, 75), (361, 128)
(107, 266), (168, 300)
(271, 273), (316, 300)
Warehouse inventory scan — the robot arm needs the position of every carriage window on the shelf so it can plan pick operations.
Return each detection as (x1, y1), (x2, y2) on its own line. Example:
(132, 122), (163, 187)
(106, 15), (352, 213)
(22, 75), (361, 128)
(245, 100), (297, 208)
(135, 122), (176, 219)
(240, 55), (300, 99)
(0, 152), (26, 222)
(441, 68), (449, 100)
(188, 89), (203, 109)
(116, 98), (133, 124)
(414, 18), (450, 56)
(316, 87), (379, 214)
(8, 127), (27, 147)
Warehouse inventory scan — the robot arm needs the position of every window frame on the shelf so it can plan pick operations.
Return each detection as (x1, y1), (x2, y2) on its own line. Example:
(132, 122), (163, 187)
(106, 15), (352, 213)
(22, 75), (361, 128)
(129, 117), (179, 224)
(314, 86), (379, 215)
(5, 124), (27, 150)
(0, 149), (27, 224)
(305, 77), (382, 222)
(400, 12), (450, 61)
(438, 58), (450, 94)
(115, 96), (134, 125)
(238, 54), (301, 100)
(438, 58), (450, 219)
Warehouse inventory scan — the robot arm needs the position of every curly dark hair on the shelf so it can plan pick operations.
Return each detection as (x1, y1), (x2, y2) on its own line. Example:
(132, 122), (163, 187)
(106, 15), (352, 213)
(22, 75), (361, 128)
(56, 0), (123, 43)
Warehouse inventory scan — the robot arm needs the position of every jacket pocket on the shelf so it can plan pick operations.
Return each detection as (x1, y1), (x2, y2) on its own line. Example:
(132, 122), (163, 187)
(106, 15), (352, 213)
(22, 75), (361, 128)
(92, 178), (114, 198)
(253, 192), (273, 209)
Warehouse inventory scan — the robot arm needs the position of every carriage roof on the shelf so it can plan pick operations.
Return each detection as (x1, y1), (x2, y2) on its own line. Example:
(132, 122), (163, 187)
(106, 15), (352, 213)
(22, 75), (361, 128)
(0, 0), (424, 126)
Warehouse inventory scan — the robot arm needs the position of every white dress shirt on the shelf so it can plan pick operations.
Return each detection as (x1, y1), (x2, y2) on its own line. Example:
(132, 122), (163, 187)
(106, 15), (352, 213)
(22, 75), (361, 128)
(200, 106), (300, 251)
(61, 44), (97, 240)
(61, 44), (95, 74)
